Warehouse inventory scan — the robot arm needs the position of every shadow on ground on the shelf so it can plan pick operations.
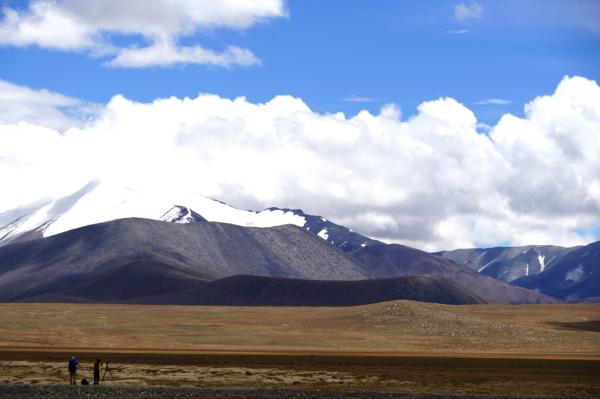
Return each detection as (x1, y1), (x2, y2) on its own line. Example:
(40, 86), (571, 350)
(549, 320), (600, 333)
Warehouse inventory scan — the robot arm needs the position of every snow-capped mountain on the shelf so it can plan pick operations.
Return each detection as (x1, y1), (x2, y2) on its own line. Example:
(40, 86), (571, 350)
(0, 180), (375, 251)
(2, 179), (596, 302)
(0, 180), (567, 304)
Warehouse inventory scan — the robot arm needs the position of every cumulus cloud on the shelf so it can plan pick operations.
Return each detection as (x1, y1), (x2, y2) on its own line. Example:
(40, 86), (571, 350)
(453, 2), (483, 22)
(0, 0), (286, 67)
(1, 76), (599, 251)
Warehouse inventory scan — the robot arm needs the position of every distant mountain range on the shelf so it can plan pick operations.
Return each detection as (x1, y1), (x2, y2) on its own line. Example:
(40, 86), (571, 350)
(0, 181), (596, 304)
(436, 243), (599, 301)
(435, 245), (570, 282)
(511, 241), (599, 301)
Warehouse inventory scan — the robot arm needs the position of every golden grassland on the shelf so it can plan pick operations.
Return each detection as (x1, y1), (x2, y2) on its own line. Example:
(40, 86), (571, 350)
(0, 301), (598, 354)
(0, 301), (598, 396)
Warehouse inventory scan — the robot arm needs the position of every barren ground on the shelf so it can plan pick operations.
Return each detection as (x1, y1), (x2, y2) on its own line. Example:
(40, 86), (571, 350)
(0, 301), (598, 396)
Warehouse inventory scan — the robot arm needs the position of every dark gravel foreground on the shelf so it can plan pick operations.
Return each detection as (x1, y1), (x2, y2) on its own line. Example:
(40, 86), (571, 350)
(0, 385), (593, 399)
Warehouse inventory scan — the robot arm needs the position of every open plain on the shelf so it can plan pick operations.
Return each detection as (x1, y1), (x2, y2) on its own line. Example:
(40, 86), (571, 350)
(0, 301), (599, 397)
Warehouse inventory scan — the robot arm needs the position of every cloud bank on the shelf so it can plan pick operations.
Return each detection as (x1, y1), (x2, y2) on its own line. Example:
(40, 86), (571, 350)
(0, 0), (286, 68)
(1, 76), (599, 251)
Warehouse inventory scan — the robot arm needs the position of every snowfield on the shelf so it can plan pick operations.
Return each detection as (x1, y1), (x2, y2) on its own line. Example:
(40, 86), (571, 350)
(0, 180), (307, 246)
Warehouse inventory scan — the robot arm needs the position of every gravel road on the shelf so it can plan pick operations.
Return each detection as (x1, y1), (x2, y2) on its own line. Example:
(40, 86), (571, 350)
(0, 384), (593, 399)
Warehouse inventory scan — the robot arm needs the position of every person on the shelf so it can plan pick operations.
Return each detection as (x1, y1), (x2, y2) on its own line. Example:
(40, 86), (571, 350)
(93, 358), (102, 385)
(68, 356), (78, 385)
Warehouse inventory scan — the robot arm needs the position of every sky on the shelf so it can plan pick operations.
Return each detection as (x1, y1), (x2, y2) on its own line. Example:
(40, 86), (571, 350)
(0, 0), (599, 251)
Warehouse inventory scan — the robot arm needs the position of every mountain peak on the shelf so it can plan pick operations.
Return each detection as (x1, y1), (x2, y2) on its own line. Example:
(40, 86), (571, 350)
(159, 206), (207, 224)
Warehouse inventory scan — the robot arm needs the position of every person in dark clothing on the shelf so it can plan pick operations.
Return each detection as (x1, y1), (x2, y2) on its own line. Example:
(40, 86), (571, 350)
(68, 356), (78, 385)
(93, 358), (102, 385)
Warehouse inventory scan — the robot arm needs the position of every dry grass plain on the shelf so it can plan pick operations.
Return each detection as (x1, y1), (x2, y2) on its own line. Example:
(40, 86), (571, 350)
(0, 301), (599, 396)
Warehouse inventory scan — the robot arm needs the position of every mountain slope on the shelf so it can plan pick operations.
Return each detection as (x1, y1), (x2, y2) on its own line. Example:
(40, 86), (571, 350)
(350, 244), (560, 304)
(0, 218), (368, 301)
(265, 208), (379, 252)
(17, 273), (485, 306)
(129, 275), (486, 306)
(15, 261), (208, 302)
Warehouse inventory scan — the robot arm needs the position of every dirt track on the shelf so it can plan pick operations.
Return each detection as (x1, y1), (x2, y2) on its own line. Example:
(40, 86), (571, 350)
(0, 384), (595, 399)
(0, 350), (599, 397)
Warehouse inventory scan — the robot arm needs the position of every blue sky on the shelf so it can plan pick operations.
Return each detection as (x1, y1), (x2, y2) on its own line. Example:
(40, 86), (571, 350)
(1, 0), (599, 125)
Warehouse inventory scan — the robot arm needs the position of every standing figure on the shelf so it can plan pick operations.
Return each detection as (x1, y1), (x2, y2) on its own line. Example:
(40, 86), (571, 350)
(68, 356), (78, 385)
(93, 358), (102, 385)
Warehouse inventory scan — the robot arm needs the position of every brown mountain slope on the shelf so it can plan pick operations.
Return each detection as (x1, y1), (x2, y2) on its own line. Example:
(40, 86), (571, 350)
(0, 218), (368, 301)
(130, 274), (486, 306)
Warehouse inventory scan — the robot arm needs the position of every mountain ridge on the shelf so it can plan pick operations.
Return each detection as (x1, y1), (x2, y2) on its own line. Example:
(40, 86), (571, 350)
(0, 181), (376, 253)
(0, 217), (558, 304)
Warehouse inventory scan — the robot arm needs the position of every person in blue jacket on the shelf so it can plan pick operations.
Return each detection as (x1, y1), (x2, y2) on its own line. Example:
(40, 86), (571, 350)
(68, 356), (78, 385)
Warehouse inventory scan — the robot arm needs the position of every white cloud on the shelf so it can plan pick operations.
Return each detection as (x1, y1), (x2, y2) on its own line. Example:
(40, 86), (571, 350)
(0, 2), (97, 51)
(1, 76), (599, 251)
(0, 80), (101, 130)
(106, 38), (261, 68)
(445, 29), (470, 34)
(343, 95), (375, 103)
(474, 98), (512, 105)
(0, 0), (286, 68)
(453, 2), (483, 23)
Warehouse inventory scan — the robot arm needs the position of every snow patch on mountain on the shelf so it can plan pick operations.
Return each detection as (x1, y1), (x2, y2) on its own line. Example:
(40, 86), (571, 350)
(318, 228), (329, 240)
(538, 254), (546, 272)
(565, 265), (584, 283)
